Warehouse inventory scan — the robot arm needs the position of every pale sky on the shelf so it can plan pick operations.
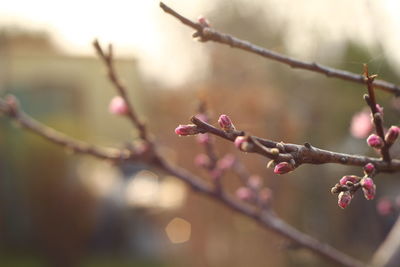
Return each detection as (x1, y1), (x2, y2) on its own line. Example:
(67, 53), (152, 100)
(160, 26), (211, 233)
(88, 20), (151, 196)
(1, 0), (400, 86)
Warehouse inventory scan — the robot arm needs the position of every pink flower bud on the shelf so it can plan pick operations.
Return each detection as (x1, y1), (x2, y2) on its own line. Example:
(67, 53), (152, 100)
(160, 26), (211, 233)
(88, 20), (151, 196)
(273, 162), (294, 175)
(109, 96), (129, 115)
(363, 163), (375, 175)
(236, 187), (252, 201)
(385, 126), (400, 145)
(377, 198), (392, 216)
(197, 16), (210, 27)
(361, 177), (376, 200)
(350, 109), (373, 139)
(248, 175), (262, 189)
(217, 154), (235, 170)
(218, 114), (235, 132)
(339, 175), (360, 185)
(234, 136), (254, 152)
(175, 124), (200, 136)
(194, 154), (210, 168)
(234, 136), (246, 148)
(338, 191), (352, 209)
(367, 134), (384, 149)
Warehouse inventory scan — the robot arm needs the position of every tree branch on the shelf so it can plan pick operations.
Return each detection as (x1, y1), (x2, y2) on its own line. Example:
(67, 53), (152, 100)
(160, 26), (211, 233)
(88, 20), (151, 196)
(0, 96), (130, 161)
(160, 2), (400, 96)
(93, 40), (150, 142)
(190, 115), (400, 172)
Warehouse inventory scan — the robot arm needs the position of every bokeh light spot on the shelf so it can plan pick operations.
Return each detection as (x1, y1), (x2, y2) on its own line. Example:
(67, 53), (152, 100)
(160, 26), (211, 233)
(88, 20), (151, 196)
(165, 217), (191, 244)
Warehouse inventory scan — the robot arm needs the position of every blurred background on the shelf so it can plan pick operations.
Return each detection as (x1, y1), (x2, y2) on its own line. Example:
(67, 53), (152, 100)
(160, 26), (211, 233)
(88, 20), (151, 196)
(1, 0), (400, 266)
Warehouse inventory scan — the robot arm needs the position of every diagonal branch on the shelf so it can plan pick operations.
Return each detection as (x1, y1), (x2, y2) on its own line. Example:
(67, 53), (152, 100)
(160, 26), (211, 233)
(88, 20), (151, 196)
(160, 2), (400, 96)
(0, 96), (130, 161)
(157, 159), (365, 267)
(93, 40), (150, 142)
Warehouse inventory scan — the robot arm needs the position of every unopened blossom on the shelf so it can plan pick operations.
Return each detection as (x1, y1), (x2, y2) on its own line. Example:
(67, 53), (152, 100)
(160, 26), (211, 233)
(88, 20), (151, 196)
(197, 16), (210, 27)
(109, 96), (129, 115)
(350, 109), (373, 138)
(234, 136), (253, 152)
(339, 175), (360, 186)
(218, 114), (235, 132)
(385, 126), (400, 145)
(273, 162), (294, 175)
(363, 163), (375, 175)
(175, 124), (200, 136)
(234, 136), (246, 149)
(361, 177), (376, 200)
(236, 187), (252, 201)
(367, 134), (384, 149)
(377, 198), (392, 216)
(338, 191), (352, 209)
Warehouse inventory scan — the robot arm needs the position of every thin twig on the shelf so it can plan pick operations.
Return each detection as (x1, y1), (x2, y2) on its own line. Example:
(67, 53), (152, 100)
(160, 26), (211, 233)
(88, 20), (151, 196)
(160, 2), (400, 96)
(0, 97), (130, 161)
(363, 65), (391, 162)
(93, 39), (150, 142)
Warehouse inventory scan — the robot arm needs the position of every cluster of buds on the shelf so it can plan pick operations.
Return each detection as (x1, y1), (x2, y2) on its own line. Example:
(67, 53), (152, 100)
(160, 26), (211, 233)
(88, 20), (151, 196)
(365, 126), (400, 151)
(331, 163), (377, 209)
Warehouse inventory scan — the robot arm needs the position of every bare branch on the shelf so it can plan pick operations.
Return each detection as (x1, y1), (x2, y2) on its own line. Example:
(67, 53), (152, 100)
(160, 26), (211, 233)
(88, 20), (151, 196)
(160, 2), (400, 96)
(190, 115), (400, 172)
(0, 96), (129, 161)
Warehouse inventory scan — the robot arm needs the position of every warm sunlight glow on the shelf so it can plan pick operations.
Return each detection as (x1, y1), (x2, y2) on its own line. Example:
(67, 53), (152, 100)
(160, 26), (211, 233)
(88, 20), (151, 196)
(1, 0), (400, 85)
